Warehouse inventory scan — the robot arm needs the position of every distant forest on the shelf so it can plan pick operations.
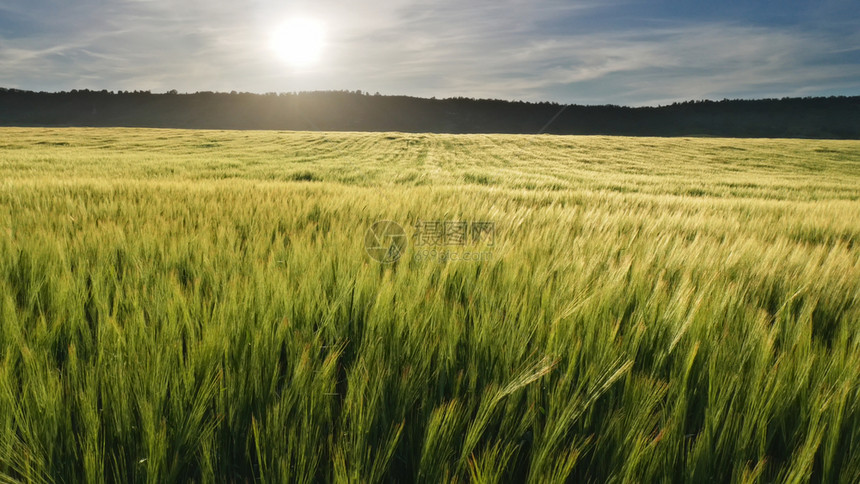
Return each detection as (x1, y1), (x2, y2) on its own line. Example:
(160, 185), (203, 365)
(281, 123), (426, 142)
(1, 88), (858, 138)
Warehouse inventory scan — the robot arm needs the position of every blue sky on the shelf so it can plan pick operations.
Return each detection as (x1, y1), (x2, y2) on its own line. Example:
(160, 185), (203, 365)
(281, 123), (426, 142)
(1, 0), (858, 105)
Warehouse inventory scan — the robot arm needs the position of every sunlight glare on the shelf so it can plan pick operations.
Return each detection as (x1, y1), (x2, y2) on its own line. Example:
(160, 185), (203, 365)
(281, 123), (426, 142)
(271, 17), (326, 68)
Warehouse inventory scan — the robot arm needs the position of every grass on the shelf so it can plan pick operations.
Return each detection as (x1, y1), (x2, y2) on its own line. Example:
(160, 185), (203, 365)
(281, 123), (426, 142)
(0, 127), (859, 483)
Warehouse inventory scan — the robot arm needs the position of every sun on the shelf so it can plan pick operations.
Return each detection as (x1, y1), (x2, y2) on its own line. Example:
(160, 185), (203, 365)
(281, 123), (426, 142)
(271, 17), (326, 68)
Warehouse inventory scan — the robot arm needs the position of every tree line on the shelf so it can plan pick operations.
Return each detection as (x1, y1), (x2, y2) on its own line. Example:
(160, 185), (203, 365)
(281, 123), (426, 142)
(1, 88), (858, 138)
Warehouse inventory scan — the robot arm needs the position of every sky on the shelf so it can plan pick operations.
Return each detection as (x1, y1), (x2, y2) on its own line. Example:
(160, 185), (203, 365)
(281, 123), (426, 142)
(1, 0), (858, 106)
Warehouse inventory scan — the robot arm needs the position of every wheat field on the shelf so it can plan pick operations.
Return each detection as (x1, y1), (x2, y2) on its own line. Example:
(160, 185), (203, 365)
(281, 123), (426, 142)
(1, 127), (859, 483)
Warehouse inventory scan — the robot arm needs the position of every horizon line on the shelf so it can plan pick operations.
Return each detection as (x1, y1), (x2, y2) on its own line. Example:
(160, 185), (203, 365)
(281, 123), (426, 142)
(2, 86), (859, 110)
